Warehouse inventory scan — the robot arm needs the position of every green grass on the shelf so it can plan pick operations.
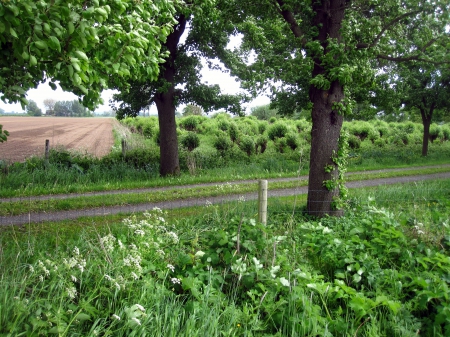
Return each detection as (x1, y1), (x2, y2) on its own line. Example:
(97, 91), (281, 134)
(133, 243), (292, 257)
(1, 180), (449, 336)
(1, 166), (449, 216)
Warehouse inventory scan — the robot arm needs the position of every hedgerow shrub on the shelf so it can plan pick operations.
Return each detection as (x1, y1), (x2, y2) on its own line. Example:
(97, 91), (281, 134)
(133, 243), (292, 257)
(268, 122), (288, 141)
(229, 122), (239, 143)
(258, 121), (267, 134)
(348, 134), (361, 149)
(181, 132), (200, 152)
(256, 135), (268, 154)
(285, 132), (299, 150)
(429, 123), (442, 143)
(238, 136), (255, 156)
(213, 132), (233, 154)
(179, 116), (199, 132)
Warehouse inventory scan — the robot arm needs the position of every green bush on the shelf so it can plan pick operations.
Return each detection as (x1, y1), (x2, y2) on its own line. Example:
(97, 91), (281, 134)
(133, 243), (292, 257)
(256, 135), (268, 154)
(429, 123), (442, 143)
(217, 120), (230, 132)
(348, 134), (361, 149)
(238, 136), (255, 156)
(267, 122), (288, 141)
(258, 121), (267, 134)
(181, 132), (200, 152)
(285, 132), (299, 151)
(269, 116), (277, 124)
(213, 132), (233, 153)
(179, 116), (199, 131)
(228, 122), (239, 143)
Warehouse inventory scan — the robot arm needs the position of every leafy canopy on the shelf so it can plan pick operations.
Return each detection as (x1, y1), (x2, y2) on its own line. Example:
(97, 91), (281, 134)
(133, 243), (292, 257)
(0, 0), (177, 109)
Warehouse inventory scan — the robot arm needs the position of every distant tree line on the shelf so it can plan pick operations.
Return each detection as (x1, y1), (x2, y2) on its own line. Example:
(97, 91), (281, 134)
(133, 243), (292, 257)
(27, 99), (93, 117)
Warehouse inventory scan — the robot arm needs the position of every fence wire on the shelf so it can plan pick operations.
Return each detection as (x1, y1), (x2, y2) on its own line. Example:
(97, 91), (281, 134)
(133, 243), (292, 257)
(0, 184), (448, 226)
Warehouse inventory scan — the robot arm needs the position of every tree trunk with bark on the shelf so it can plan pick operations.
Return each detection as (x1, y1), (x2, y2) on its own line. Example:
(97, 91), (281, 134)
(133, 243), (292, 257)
(420, 106), (434, 157)
(154, 15), (186, 176)
(306, 0), (347, 217)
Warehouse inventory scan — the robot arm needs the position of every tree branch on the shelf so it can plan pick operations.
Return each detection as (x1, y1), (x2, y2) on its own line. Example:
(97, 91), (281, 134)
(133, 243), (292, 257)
(356, 10), (422, 49)
(273, 0), (307, 47)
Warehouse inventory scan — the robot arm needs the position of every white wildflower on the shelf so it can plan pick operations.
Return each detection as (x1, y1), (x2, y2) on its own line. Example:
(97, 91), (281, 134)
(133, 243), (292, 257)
(73, 247), (80, 256)
(71, 275), (77, 283)
(135, 304), (145, 312)
(231, 258), (247, 275)
(118, 240), (124, 249)
(167, 264), (175, 272)
(112, 314), (120, 321)
(279, 277), (290, 287)
(104, 274), (113, 281)
(114, 282), (121, 290)
(135, 230), (145, 236)
(39, 275), (44, 282)
(194, 251), (205, 258)
(171, 277), (181, 285)
(67, 310), (73, 314)
(28, 265), (34, 273)
(66, 286), (77, 299)
(156, 249), (165, 257)
(167, 232), (179, 244)
(205, 200), (213, 207)
(238, 195), (245, 203)
(158, 217), (165, 223)
(322, 227), (333, 234)
(252, 257), (263, 271)
(129, 244), (137, 251)
(131, 317), (141, 326)
(270, 265), (280, 278)
(153, 207), (162, 213)
(131, 272), (139, 280)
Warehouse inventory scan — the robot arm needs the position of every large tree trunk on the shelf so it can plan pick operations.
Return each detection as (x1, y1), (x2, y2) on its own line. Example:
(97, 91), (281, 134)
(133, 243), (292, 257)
(154, 15), (186, 176)
(306, 0), (347, 217)
(420, 106), (434, 157)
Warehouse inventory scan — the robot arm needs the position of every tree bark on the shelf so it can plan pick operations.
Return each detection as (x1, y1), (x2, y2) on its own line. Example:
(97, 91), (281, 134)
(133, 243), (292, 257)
(420, 106), (433, 157)
(306, 0), (347, 217)
(154, 15), (186, 176)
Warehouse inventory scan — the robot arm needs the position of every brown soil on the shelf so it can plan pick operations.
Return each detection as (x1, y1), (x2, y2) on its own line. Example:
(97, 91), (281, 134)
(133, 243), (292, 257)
(0, 116), (115, 162)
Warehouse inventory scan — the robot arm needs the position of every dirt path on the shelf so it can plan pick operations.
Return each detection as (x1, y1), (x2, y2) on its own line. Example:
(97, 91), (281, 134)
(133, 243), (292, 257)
(1, 167), (449, 226)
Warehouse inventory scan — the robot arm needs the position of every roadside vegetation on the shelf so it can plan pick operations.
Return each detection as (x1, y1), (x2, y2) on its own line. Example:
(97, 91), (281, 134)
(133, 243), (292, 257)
(1, 179), (449, 336)
(0, 116), (449, 198)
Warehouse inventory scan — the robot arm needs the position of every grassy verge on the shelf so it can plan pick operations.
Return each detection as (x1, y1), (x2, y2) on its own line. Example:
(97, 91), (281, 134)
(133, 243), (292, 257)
(1, 181), (449, 336)
(1, 166), (449, 216)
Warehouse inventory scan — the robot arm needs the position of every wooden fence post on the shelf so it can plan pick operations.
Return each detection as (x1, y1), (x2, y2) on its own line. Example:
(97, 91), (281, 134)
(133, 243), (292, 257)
(258, 179), (268, 225)
(121, 139), (126, 158)
(44, 139), (50, 167)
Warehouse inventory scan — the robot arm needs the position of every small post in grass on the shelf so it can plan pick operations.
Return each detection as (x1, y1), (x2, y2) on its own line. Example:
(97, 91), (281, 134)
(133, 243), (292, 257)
(44, 139), (50, 167)
(121, 139), (127, 158)
(258, 179), (268, 225)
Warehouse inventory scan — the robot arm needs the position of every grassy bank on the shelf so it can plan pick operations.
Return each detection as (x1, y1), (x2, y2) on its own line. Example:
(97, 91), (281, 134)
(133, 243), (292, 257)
(1, 180), (449, 336)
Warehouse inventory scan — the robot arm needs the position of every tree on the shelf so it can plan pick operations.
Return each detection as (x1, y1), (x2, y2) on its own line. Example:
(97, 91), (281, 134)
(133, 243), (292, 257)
(250, 104), (278, 120)
(112, 2), (247, 176)
(53, 101), (72, 116)
(183, 104), (204, 116)
(43, 98), (57, 115)
(220, 0), (450, 216)
(397, 63), (449, 156)
(0, 0), (177, 145)
(0, 124), (8, 143)
(26, 100), (42, 116)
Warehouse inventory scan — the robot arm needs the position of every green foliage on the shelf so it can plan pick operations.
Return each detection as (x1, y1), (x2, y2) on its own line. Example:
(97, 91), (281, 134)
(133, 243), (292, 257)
(182, 104), (204, 116)
(179, 116), (200, 132)
(0, 0), (177, 109)
(26, 100), (42, 116)
(181, 132), (200, 152)
(213, 132), (233, 154)
(285, 132), (299, 151)
(238, 135), (255, 156)
(267, 121), (288, 141)
(0, 124), (9, 142)
(228, 122), (239, 143)
(255, 135), (268, 154)
(250, 104), (278, 120)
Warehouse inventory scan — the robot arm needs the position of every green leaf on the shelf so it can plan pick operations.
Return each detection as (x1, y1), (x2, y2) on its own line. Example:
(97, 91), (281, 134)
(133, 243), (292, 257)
(34, 40), (47, 50)
(68, 22), (75, 35)
(29, 55), (37, 66)
(0, 22), (5, 33)
(68, 64), (74, 77)
(78, 85), (88, 95)
(48, 36), (61, 52)
(76, 313), (90, 321)
(74, 50), (88, 61)
(9, 27), (18, 38)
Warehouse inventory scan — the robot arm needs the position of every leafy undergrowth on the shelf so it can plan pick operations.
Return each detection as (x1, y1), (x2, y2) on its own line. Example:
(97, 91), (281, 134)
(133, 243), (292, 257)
(1, 201), (449, 336)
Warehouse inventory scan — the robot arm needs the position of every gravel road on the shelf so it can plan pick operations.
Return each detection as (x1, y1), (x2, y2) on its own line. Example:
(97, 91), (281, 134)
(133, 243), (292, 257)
(1, 165), (449, 226)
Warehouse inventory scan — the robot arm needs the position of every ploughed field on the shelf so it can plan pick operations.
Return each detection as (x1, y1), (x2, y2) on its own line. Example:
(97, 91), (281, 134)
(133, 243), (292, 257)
(0, 117), (115, 163)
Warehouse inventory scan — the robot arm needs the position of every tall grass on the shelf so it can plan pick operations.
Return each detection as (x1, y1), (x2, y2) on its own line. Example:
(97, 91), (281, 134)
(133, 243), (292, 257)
(1, 180), (449, 336)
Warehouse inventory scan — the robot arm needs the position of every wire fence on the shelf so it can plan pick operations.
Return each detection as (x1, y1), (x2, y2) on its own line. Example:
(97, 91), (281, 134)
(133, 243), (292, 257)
(0, 180), (449, 226)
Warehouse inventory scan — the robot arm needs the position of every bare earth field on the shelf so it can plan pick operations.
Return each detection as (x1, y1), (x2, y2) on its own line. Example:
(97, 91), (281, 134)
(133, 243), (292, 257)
(0, 117), (115, 163)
